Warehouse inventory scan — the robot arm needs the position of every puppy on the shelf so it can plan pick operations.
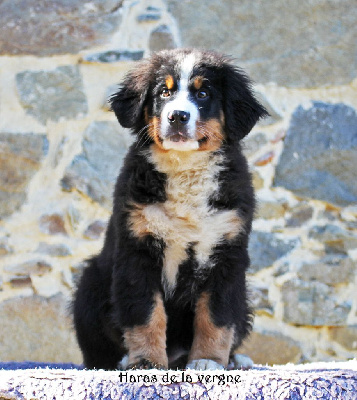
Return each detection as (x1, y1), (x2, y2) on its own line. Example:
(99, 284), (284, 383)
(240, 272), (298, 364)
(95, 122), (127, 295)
(73, 49), (268, 371)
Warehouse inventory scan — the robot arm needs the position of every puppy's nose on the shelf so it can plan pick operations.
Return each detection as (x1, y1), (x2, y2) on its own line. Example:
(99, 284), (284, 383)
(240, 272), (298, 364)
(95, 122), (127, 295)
(167, 110), (190, 125)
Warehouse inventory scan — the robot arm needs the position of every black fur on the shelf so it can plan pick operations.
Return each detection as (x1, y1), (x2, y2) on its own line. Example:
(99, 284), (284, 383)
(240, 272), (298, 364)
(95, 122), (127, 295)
(73, 49), (268, 370)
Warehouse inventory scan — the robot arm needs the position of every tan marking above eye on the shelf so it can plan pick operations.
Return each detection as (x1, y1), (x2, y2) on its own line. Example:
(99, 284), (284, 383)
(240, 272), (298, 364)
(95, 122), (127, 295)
(165, 75), (175, 90)
(193, 76), (204, 90)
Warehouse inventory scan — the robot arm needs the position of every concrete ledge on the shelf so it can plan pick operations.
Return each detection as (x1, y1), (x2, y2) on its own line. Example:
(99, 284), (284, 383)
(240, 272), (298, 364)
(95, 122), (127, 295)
(0, 361), (356, 399)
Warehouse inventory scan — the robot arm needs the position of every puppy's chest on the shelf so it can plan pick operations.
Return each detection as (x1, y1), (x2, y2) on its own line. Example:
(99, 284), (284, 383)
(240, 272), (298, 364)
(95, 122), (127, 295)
(128, 149), (243, 294)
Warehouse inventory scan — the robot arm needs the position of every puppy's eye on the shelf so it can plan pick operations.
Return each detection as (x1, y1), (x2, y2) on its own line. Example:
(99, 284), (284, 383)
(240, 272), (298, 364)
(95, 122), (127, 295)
(197, 89), (209, 99)
(160, 88), (171, 98)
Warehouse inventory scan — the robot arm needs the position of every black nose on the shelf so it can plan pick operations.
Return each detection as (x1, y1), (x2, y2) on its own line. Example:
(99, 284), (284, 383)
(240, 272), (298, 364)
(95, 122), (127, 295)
(167, 110), (190, 126)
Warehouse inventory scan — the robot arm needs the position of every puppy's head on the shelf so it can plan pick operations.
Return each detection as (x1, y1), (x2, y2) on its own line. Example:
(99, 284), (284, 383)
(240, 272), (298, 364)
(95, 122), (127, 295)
(111, 49), (268, 151)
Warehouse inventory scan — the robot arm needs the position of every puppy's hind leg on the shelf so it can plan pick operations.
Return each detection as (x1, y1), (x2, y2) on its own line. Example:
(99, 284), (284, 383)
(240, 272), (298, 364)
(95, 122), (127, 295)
(73, 257), (125, 370)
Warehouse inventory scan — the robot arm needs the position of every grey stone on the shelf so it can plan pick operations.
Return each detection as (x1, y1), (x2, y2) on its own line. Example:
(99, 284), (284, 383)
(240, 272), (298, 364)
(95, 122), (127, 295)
(251, 285), (273, 315)
(4, 260), (52, 276)
(84, 220), (107, 240)
(39, 214), (67, 236)
(137, 7), (162, 22)
(36, 242), (72, 257)
(0, 294), (81, 363)
(286, 205), (314, 227)
(309, 224), (357, 254)
(256, 201), (286, 220)
(274, 102), (357, 206)
(297, 255), (355, 285)
(82, 50), (144, 63)
(255, 93), (283, 126)
(61, 121), (133, 209)
(16, 66), (88, 124)
(167, 0), (357, 87)
(328, 326), (357, 351)
(282, 279), (351, 326)
(0, 238), (13, 256)
(0, 133), (48, 219)
(0, 0), (123, 56)
(238, 331), (302, 365)
(248, 231), (298, 273)
(242, 132), (267, 158)
(149, 25), (176, 52)
(9, 276), (32, 288)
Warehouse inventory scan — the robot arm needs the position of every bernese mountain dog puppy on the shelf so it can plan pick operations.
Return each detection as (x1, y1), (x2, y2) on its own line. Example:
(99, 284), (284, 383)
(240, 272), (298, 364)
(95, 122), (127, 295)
(73, 49), (268, 371)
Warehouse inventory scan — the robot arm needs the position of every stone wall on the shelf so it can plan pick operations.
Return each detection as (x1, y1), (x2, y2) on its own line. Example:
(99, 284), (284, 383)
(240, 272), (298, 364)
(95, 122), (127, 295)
(0, 0), (356, 365)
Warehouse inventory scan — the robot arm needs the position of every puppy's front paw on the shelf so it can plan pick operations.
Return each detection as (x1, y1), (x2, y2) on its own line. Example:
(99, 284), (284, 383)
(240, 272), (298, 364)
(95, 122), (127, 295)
(186, 359), (225, 371)
(229, 354), (253, 370)
(127, 358), (166, 370)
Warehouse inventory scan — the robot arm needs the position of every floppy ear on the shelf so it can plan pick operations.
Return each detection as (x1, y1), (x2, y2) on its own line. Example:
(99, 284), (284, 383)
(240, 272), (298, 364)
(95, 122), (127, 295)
(110, 61), (151, 129)
(222, 64), (268, 142)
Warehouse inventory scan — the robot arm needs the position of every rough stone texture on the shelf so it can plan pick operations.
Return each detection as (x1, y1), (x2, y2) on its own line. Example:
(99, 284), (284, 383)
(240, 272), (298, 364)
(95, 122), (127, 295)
(297, 255), (355, 286)
(149, 25), (176, 52)
(248, 231), (298, 273)
(16, 66), (88, 124)
(0, 295), (81, 363)
(0, 0), (356, 367)
(82, 50), (144, 63)
(251, 285), (273, 316)
(9, 276), (32, 288)
(0, 133), (48, 219)
(274, 102), (357, 206)
(4, 260), (52, 276)
(61, 121), (132, 209)
(242, 132), (268, 158)
(328, 326), (357, 351)
(167, 0), (357, 87)
(39, 214), (67, 235)
(254, 151), (275, 166)
(84, 220), (107, 240)
(309, 224), (357, 254)
(137, 7), (162, 22)
(282, 279), (351, 326)
(256, 201), (286, 220)
(239, 331), (302, 365)
(0, 0), (123, 56)
(36, 243), (72, 257)
(286, 205), (314, 227)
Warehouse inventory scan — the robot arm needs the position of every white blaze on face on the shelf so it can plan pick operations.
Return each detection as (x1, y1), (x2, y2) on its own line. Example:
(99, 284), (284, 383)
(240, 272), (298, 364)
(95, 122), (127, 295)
(161, 53), (200, 151)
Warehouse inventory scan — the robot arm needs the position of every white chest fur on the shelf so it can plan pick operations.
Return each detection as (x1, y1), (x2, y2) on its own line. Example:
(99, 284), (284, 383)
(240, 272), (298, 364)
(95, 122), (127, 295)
(129, 147), (243, 296)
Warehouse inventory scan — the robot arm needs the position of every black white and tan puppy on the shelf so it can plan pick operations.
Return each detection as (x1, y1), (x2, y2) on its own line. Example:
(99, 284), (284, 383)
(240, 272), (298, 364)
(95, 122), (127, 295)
(73, 48), (268, 371)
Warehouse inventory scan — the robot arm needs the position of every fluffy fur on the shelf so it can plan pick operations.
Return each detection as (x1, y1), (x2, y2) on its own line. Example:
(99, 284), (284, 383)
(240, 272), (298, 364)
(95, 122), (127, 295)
(73, 49), (268, 370)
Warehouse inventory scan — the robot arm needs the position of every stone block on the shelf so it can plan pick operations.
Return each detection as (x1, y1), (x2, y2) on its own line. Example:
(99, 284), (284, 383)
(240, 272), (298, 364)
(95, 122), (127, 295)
(286, 205), (314, 227)
(61, 121), (132, 209)
(238, 331), (302, 365)
(167, 0), (357, 87)
(36, 243), (72, 257)
(256, 201), (286, 220)
(4, 260), (52, 276)
(274, 102), (357, 206)
(248, 231), (298, 273)
(0, 0), (122, 56)
(0, 133), (48, 218)
(39, 214), (67, 235)
(82, 50), (144, 63)
(0, 295), (81, 363)
(328, 326), (357, 351)
(149, 25), (176, 52)
(297, 255), (355, 286)
(16, 66), (88, 124)
(84, 220), (107, 240)
(282, 279), (351, 326)
(309, 224), (357, 254)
